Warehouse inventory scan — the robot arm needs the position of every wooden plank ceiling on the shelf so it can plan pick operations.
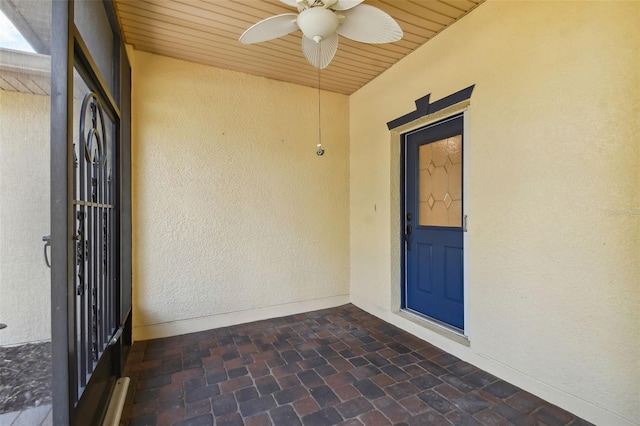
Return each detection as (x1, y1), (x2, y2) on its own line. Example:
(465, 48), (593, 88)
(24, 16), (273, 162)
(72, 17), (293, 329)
(113, 0), (483, 95)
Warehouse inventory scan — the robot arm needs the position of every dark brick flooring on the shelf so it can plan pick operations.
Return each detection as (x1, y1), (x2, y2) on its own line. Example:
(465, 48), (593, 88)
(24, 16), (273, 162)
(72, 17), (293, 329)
(120, 304), (592, 426)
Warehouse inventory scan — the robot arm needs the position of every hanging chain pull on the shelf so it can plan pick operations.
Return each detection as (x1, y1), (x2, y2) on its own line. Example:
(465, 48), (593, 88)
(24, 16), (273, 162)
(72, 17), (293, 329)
(316, 42), (324, 156)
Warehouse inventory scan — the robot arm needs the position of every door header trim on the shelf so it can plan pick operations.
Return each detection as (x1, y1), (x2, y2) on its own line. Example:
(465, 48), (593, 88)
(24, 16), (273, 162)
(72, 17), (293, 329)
(387, 85), (474, 130)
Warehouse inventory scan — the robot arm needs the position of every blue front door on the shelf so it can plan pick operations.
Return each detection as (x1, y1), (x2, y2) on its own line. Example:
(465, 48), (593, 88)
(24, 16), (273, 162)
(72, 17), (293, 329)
(404, 115), (464, 330)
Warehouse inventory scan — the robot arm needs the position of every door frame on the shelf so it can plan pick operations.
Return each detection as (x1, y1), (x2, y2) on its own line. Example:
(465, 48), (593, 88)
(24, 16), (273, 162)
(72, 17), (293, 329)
(50, 1), (132, 424)
(388, 98), (471, 339)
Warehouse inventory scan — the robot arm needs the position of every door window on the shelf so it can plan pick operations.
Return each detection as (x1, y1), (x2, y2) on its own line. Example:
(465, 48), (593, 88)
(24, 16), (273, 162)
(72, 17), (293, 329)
(418, 135), (462, 227)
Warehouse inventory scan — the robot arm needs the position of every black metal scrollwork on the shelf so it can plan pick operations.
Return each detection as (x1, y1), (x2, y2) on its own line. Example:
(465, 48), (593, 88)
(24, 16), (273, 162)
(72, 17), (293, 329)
(79, 93), (107, 167)
(76, 211), (84, 296)
(102, 210), (108, 274)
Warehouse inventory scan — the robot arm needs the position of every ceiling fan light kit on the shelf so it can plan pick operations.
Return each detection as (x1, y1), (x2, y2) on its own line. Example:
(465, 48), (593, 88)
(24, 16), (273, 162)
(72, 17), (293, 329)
(239, 0), (403, 69)
(239, 0), (402, 155)
(297, 8), (339, 43)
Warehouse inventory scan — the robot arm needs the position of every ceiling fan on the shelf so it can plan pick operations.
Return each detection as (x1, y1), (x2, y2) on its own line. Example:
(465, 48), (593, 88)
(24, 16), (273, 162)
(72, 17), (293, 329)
(239, 0), (403, 69)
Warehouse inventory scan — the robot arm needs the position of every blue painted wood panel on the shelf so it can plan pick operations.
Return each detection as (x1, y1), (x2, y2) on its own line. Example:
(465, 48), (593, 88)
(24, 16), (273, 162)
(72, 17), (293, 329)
(404, 115), (464, 330)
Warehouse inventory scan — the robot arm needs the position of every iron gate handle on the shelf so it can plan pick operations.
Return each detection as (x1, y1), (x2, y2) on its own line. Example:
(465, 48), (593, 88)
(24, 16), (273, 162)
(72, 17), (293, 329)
(42, 235), (51, 268)
(405, 224), (412, 251)
(108, 326), (124, 347)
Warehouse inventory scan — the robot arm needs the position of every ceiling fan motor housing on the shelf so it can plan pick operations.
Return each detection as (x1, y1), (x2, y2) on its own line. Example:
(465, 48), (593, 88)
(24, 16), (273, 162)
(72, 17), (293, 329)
(297, 7), (340, 43)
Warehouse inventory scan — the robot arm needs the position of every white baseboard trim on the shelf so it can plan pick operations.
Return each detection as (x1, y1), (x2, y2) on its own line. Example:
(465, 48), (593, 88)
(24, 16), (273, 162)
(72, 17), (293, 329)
(350, 294), (635, 426)
(133, 294), (350, 341)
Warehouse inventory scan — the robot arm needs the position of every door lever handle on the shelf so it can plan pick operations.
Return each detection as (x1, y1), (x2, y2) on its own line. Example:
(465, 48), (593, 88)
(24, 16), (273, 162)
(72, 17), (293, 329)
(404, 224), (412, 251)
(108, 326), (124, 347)
(42, 235), (51, 268)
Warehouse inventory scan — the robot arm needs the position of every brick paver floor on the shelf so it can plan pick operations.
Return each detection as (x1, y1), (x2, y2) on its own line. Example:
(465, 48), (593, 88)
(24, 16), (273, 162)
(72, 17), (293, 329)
(120, 304), (592, 426)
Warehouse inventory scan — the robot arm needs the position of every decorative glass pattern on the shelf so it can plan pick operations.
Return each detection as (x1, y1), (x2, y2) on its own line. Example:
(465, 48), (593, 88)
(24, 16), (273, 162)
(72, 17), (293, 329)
(418, 135), (462, 227)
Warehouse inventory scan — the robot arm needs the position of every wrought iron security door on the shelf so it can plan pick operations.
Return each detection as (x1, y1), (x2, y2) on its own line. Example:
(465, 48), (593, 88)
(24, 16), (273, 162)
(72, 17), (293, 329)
(73, 91), (117, 395)
(51, 1), (132, 424)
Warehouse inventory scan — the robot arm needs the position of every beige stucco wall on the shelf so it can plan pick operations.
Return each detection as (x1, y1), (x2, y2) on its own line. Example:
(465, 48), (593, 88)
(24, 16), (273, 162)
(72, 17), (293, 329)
(131, 50), (350, 339)
(350, 1), (639, 425)
(0, 90), (50, 346)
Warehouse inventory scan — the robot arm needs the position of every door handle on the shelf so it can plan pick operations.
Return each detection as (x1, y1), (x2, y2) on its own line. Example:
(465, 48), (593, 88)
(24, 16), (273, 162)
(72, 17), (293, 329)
(404, 224), (412, 251)
(42, 235), (51, 268)
(108, 326), (124, 347)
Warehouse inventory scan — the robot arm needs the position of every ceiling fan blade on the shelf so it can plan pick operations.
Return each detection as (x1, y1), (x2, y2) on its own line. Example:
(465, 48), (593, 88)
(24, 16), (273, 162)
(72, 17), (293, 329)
(279, 0), (305, 11)
(239, 14), (299, 44)
(336, 4), (403, 43)
(332, 0), (364, 11)
(302, 33), (338, 69)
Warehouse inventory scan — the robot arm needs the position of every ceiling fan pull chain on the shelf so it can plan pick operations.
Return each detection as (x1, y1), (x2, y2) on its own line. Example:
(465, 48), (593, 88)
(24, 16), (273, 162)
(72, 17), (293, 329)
(317, 42), (324, 157)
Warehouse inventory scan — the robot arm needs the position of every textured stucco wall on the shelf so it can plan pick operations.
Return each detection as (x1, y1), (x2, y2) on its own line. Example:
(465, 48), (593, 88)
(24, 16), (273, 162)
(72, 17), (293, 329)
(131, 51), (350, 337)
(349, 1), (639, 425)
(0, 90), (51, 346)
